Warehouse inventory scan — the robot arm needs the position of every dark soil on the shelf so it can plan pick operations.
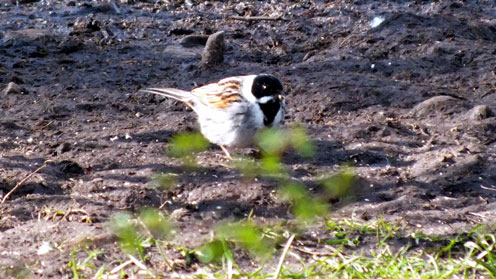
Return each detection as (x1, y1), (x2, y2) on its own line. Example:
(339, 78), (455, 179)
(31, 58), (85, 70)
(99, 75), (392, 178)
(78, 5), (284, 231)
(1, 0), (496, 277)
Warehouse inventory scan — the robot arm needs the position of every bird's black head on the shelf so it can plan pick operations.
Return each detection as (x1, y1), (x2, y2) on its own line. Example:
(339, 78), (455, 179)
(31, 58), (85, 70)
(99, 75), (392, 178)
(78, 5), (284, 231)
(251, 74), (283, 99)
(252, 74), (285, 126)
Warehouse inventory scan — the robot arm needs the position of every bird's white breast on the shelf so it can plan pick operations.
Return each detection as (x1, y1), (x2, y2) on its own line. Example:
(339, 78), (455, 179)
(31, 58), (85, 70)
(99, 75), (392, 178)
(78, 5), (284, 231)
(197, 100), (264, 148)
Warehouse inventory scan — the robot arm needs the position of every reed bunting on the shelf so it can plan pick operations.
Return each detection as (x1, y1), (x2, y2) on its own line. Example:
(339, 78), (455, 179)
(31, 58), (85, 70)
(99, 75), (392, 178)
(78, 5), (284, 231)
(141, 74), (285, 158)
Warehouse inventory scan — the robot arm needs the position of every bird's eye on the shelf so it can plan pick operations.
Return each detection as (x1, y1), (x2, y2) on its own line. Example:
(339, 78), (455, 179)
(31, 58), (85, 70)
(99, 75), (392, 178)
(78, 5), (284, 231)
(262, 84), (267, 89)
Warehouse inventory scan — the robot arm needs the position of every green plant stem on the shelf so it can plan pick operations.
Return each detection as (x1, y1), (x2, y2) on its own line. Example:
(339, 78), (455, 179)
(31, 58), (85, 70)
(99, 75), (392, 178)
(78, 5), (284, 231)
(273, 234), (295, 279)
(92, 266), (105, 279)
(156, 240), (173, 270)
(221, 239), (234, 279)
(137, 219), (173, 270)
(71, 250), (80, 279)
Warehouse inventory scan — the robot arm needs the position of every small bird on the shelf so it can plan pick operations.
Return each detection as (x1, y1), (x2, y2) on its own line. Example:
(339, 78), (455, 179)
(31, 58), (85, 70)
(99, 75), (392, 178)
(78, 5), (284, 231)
(141, 74), (285, 158)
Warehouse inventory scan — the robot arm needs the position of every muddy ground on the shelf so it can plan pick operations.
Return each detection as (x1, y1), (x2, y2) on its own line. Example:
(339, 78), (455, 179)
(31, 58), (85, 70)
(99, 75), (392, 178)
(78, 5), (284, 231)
(1, 0), (496, 277)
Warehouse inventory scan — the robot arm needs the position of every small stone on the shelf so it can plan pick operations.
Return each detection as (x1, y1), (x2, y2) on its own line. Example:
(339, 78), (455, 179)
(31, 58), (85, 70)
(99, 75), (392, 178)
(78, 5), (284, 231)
(180, 34), (209, 48)
(2, 28), (54, 48)
(3, 82), (26, 95)
(201, 31), (225, 67)
(469, 105), (492, 121)
(410, 95), (467, 118)
(56, 142), (72, 154)
(73, 16), (101, 33)
(57, 160), (85, 176)
(58, 37), (83, 54)
(170, 208), (189, 221)
(37, 241), (52, 255)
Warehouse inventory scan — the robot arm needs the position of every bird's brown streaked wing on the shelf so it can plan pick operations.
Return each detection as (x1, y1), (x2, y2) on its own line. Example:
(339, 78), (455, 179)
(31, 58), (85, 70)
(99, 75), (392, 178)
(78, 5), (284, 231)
(191, 78), (244, 109)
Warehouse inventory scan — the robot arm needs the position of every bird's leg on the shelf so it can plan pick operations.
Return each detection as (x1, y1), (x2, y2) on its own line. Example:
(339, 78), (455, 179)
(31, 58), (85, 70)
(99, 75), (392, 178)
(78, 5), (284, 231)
(219, 145), (232, 159)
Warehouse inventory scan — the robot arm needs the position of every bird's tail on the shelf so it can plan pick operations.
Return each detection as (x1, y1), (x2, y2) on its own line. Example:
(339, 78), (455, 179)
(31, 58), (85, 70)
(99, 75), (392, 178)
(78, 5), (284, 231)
(140, 88), (192, 102)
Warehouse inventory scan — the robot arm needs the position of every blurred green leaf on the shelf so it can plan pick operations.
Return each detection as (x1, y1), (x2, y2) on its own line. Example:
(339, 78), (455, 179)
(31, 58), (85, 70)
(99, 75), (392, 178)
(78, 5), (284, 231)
(255, 127), (288, 156)
(139, 208), (172, 240)
(152, 173), (177, 191)
(280, 183), (328, 221)
(320, 167), (355, 198)
(234, 155), (286, 179)
(233, 156), (258, 179)
(255, 124), (315, 159)
(195, 240), (226, 264)
(168, 132), (210, 158)
(279, 183), (308, 202)
(110, 212), (145, 255)
(260, 155), (285, 175)
(294, 197), (328, 221)
(216, 222), (275, 261)
(289, 124), (315, 158)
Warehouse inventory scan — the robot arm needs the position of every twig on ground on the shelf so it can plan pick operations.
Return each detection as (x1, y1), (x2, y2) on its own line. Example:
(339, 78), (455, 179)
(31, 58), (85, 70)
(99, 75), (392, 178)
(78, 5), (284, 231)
(480, 88), (495, 99)
(1, 160), (53, 204)
(273, 234), (295, 279)
(60, 209), (92, 222)
(292, 246), (335, 257)
(230, 16), (282, 21)
(128, 254), (149, 271)
(38, 120), (54, 130)
(481, 185), (496, 192)
(110, 260), (133, 274)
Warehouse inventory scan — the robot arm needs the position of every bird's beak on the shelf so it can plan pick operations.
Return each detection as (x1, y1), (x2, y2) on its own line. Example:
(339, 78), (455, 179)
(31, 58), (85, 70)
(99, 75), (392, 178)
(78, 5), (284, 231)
(278, 95), (284, 101)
